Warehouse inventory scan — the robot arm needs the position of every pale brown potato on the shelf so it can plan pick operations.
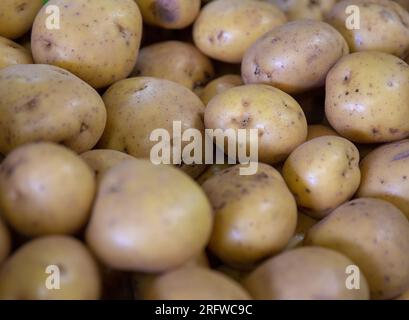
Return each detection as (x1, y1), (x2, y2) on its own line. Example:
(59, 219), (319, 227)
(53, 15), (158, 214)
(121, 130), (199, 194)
(357, 139), (409, 219)
(306, 124), (339, 141)
(0, 142), (96, 237)
(305, 198), (409, 300)
(0, 218), (11, 265)
(0, 36), (32, 70)
(200, 74), (243, 105)
(283, 136), (361, 218)
(132, 41), (214, 91)
(136, 0), (201, 29)
(202, 164), (297, 267)
(86, 160), (213, 272)
(0, 0), (43, 39)
(242, 20), (349, 94)
(327, 0), (409, 58)
(0, 64), (106, 154)
(0, 236), (101, 300)
(268, 0), (336, 21)
(193, 0), (287, 63)
(31, 0), (143, 88)
(325, 52), (409, 143)
(284, 212), (317, 250)
(243, 246), (370, 300)
(204, 84), (308, 164)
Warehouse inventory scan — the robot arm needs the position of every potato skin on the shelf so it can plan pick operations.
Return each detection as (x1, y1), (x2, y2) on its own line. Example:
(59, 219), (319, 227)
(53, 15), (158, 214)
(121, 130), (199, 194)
(0, 142), (96, 237)
(270, 0), (336, 21)
(357, 139), (409, 219)
(0, 0), (43, 39)
(325, 52), (409, 143)
(0, 36), (32, 70)
(204, 84), (307, 164)
(327, 0), (409, 58)
(241, 20), (349, 94)
(136, 0), (201, 29)
(0, 236), (101, 300)
(305, 198), (409, 300)
(202, 164), (297, 267)
(86, 160), (213, 272)
(283, 136), (361, 218)
(0, 64), (106, 154)
(31, 0), (142, 88)
(132, 41), (214, 91)
(243, 246), (370, 300)
(200, 74), (243, 105)
(193, 0), (287, 63)
(0, 218), (11, 265)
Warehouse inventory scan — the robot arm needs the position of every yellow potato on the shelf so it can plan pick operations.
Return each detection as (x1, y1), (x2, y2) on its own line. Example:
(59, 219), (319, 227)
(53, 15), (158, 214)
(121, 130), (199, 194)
(31, 0), (142, 88)
(132, 41), (214, 91)
(0, 236), (101, 300)
(0, 0), (43, 39)
(0, 218), (11, 265)
(357, 139), (409, 219)
(135, 0), (201, 29)
(200, 74), (243, 105)
(327, 0), (409, 58)
(307, 124), (339, 141)
(0, 64), (106, 154)
(283, 136), (361, 218)
(204, 84), (307, 164)
(269, 0), (336, 21)
(86, 160), (213, 272)
(325, 52), (409, 143)
(193, 0), (287, 63)
(196, 163), (232, 184)
(0, 142), (96, 237)
(285, 212), (317, 250)
(202, 164), (297, 267)
(0, 36), (32, 70)
(242, 20), (349, 94)
(305, 198), (409, 300)
(243, 246), (370, 300)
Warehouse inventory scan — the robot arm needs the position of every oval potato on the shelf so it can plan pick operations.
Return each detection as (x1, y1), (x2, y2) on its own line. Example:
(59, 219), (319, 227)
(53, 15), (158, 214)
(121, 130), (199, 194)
(0, 36), (32, 70)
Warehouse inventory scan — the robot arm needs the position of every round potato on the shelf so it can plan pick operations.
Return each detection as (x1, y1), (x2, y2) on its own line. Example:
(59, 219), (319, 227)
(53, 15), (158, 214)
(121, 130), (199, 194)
(243, 246), (370, 300)
(136, 0), (201, 29)
(132, 41), (214, 91)
(0, 218), (11, 265)
(269, 0), (336, 21)
(305, 198), (409, 300)
(0, 236), (101, 299)
(204, 84), (307, 164)
(285, 212), (317, 250)
(0, 142), (95, 237)
(86, 160), (213, 272)
(283, 136), (361, 218)
(327, 0), (409, 58)
(31, 0), (142, 88)
(139, 267), (250, 300)
(0, 64), (106, 154)
(325, 52), (409, 143)
(200, 74), (243, 105)
(242, 20), (349, 94)
(0, 0), (43, 39)
(0, 36), (32, 70)
(307, 124), (339, 141)
(193, 0), (287, 63)
(202, 164), (297, 267)
(357, 139), (409, 219)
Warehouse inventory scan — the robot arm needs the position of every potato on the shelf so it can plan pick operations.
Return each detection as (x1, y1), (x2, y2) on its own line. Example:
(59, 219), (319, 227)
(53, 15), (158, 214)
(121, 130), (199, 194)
(283, 136), (361, 218)
(200, 74), (243, 105)
(268, 0), (336, 21)
(139, 267), (250, 300)
(202, 164), (297, 267)
(325, 52), (409, 143)
(31, 0), (142, 88)
(0, 64), (106, 154)
(285, 212), (317, 250)
(0, 0), (43, 39)
(307, 124), (339, 141)
(305, 198), (409, 300)
(0, 36), (32, 70)
(243, 246), (370, 300)
(327, 0), (409, 58)
(196, 163), (232, 184)
(357, 139), (409, 219)
(242, 20), (349, 94)
(0, 218), (11, 265)
(204, 84), (307, 164)
(135, 0), (201, 29)
(0, 236), (101, 300)
(193, 0), (287, 63)
(132, 41), (214, 91)
(0, 142), (95, 237)
(86, 159), (213, 272)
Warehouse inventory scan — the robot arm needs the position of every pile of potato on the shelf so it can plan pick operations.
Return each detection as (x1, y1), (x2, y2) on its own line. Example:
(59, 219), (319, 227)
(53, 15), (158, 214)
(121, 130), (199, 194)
(0, 0), (409, 301)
